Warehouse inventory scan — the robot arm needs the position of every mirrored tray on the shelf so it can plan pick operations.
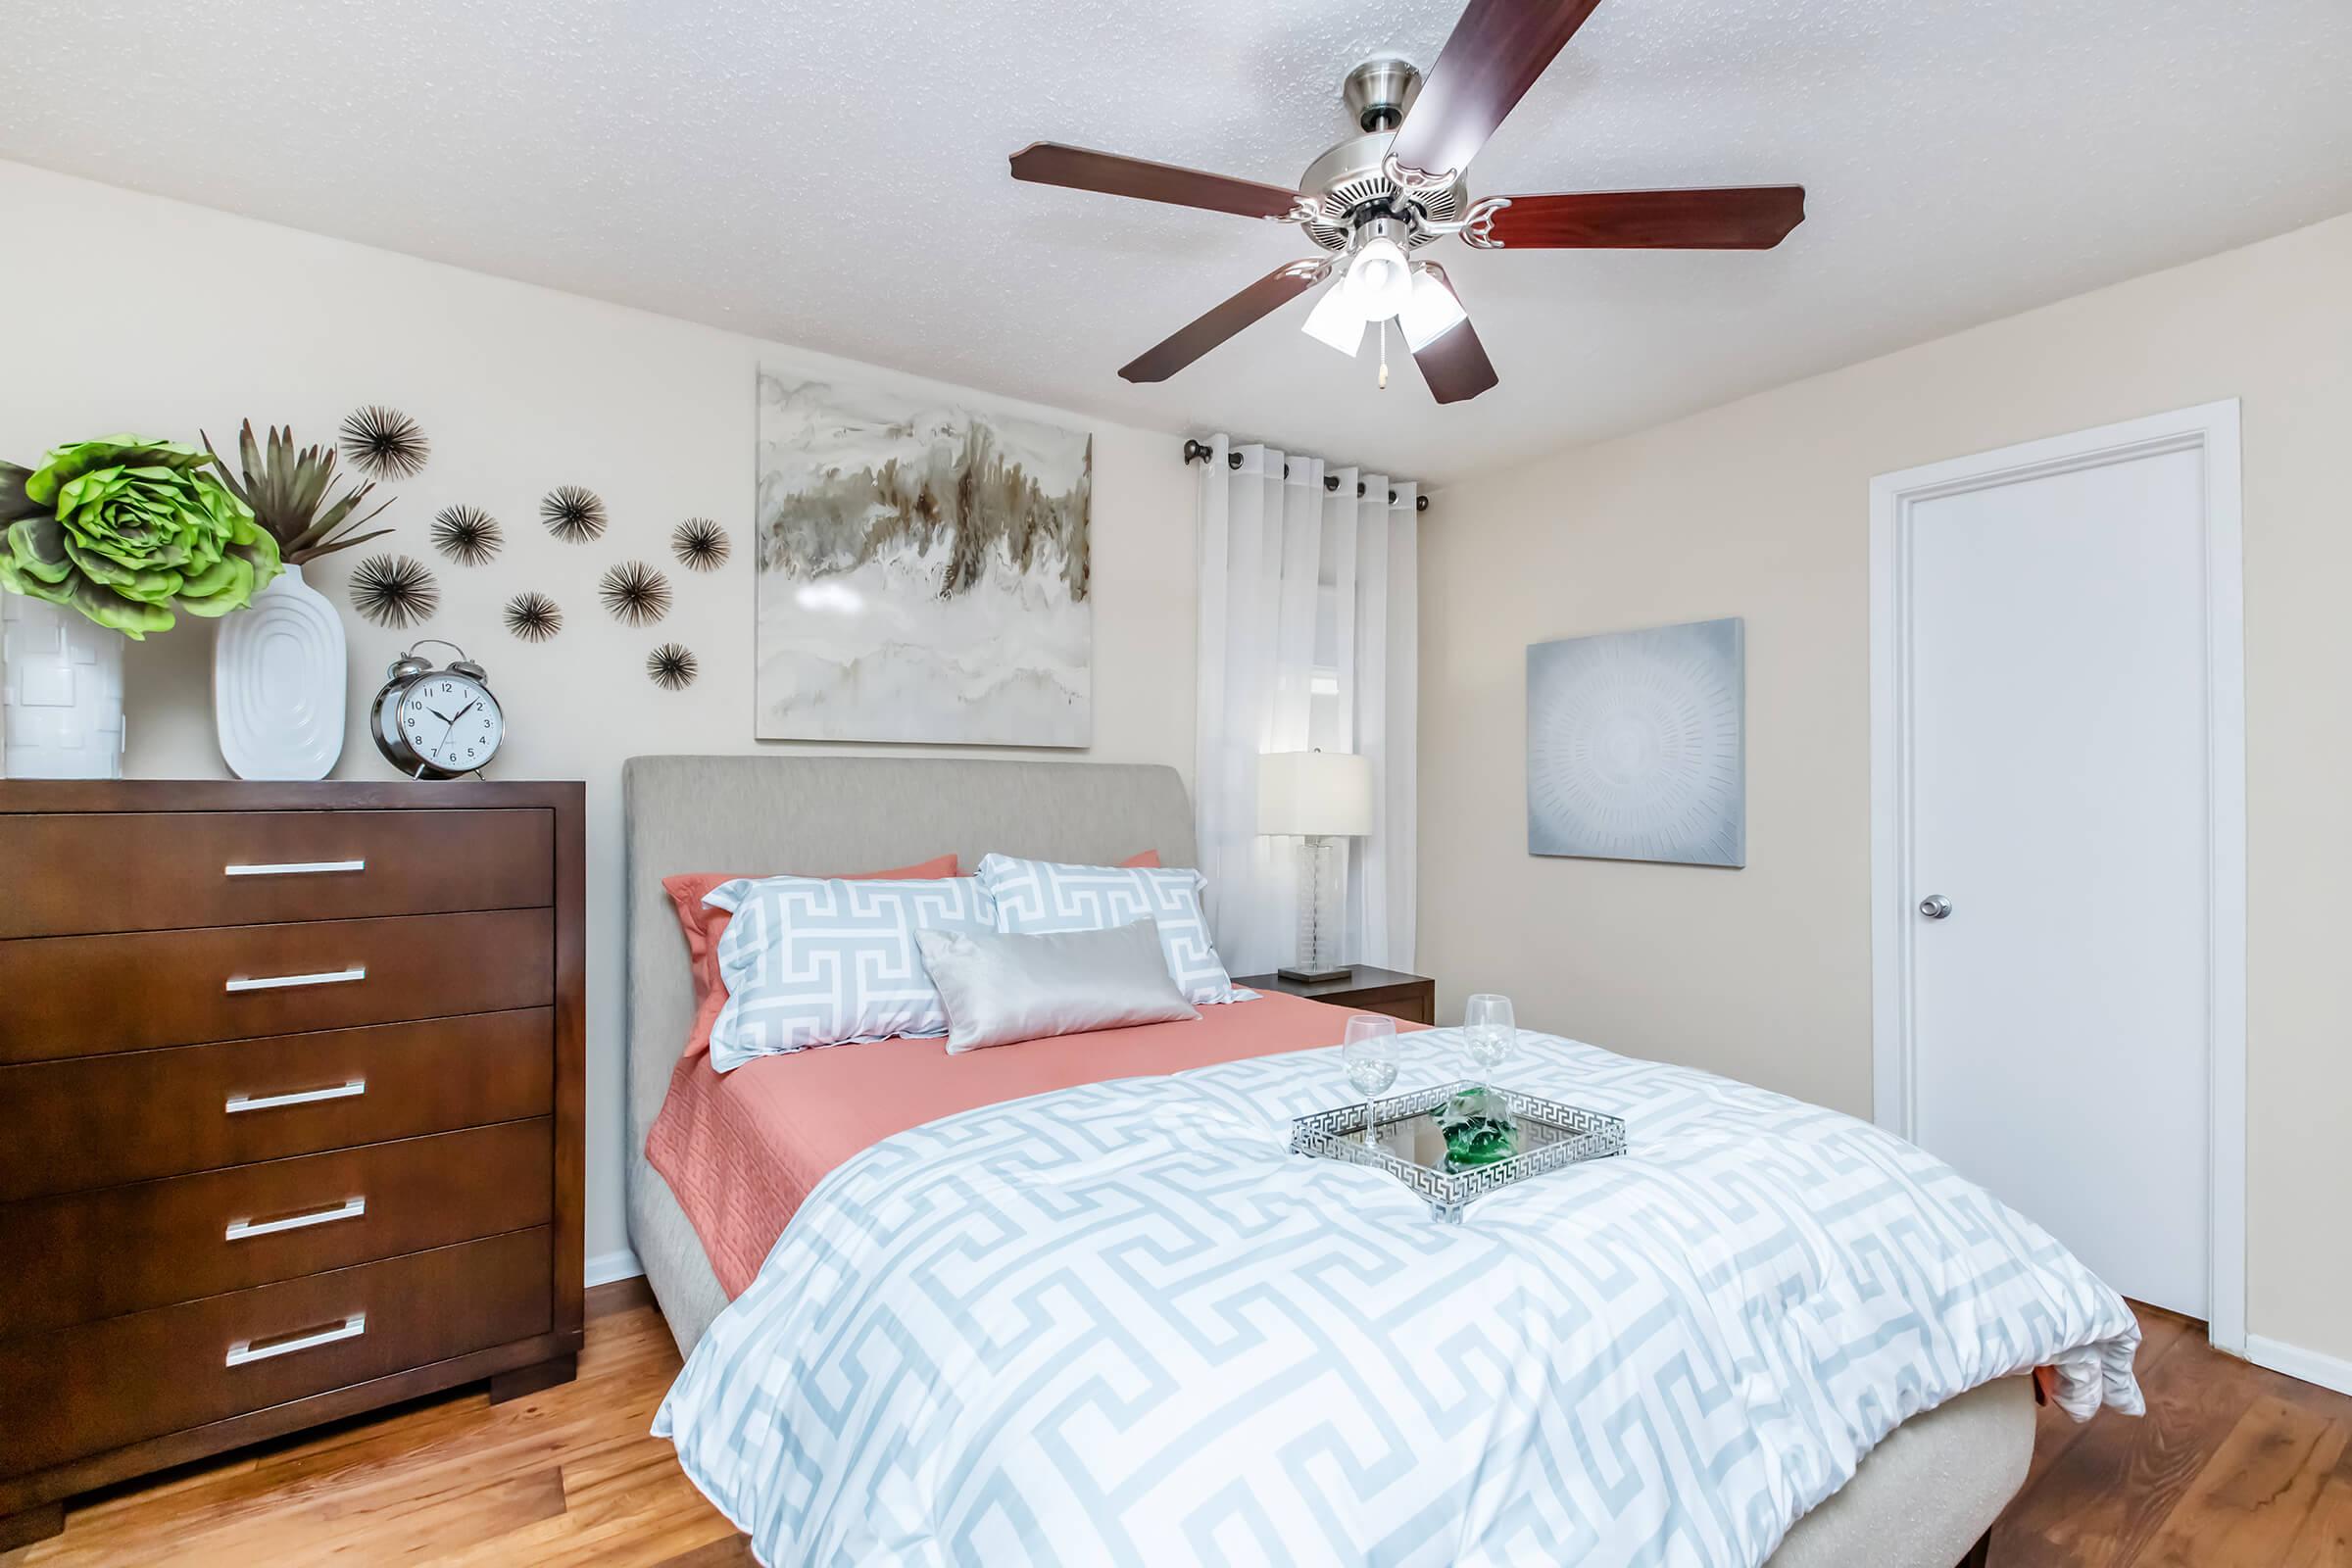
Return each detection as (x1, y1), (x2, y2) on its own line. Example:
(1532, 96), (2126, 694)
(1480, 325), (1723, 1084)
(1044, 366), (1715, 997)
(1291, 1082), (1628, 1222)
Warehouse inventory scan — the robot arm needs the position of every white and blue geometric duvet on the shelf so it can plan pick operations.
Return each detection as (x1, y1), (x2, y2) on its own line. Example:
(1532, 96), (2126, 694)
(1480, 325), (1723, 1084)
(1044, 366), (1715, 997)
(655, 1029), (2142, 1567)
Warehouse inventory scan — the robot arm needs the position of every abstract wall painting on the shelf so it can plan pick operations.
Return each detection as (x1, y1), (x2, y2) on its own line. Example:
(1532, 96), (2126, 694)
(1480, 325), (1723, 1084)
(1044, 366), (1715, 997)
(1526, 616), (1745, 868)
(754, 366), (1092, 745)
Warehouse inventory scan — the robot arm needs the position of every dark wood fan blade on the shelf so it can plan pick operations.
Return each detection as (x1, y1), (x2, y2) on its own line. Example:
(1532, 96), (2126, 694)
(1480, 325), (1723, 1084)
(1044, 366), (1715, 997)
(1009, 142), (1302, 220)
(1389, 0), (1606, 182)
(1413, 317), (1499, 405)
(1480, 186), (1806, 249)
(1119, 262), (1332, 383)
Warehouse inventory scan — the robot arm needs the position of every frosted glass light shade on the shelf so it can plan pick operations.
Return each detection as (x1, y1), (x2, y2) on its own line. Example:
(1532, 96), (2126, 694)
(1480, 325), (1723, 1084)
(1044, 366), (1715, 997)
(1300, 281), (1369, 355)
(1346, 237), (1413, 319)
(1398, 267), (1469, 351)
(1257, 750), (1374, 837)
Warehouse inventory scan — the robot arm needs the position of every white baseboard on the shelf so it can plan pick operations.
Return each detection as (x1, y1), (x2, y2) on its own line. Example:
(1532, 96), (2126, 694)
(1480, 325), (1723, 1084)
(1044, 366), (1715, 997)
(2247, 1334), (2352, 1397)
(586, 1249), (645, 1289)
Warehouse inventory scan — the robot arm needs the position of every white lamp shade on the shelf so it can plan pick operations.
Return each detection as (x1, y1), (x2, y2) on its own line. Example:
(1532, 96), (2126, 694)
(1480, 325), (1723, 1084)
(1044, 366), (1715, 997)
(1300, 280), (1370, 356)
(1346, 237), (1413, 319)
(1398, 266), (1469, 352)
(1257, 751), (1374, 837)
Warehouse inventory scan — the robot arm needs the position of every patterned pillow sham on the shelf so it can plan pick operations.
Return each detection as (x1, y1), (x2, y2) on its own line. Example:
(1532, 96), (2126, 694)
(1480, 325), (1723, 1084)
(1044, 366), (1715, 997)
(704, 874), (997, 1070)
(973, 853), (1253, 1005)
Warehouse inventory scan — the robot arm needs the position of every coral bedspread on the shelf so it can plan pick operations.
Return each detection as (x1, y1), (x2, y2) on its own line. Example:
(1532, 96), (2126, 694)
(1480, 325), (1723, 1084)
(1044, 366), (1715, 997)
(647, 989), (1394, 1298)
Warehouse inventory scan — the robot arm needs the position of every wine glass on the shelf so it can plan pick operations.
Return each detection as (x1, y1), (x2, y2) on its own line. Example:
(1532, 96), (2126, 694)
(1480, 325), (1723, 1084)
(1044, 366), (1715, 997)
(1340, 1014), (1400, 1148)
(1462, 993), (1516, 1095)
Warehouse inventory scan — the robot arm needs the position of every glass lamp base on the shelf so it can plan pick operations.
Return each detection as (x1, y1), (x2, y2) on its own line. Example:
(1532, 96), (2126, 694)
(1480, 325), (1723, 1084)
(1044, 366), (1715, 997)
(1278, 963), (1355, 984)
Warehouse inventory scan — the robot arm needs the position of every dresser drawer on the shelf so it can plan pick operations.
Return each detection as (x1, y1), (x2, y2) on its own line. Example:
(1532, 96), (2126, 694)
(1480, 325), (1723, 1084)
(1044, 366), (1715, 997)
(0, 1010), (553, 1203)
(0, 809), (553, 939)
(0, 1229), (552, 1477)
(0, 1120), (553, 1336)
(0, 908), (553, 1062)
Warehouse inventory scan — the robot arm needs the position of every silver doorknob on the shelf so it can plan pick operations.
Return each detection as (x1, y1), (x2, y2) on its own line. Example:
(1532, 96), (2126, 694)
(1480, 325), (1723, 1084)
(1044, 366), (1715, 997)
(1919, 895), (1952, 920)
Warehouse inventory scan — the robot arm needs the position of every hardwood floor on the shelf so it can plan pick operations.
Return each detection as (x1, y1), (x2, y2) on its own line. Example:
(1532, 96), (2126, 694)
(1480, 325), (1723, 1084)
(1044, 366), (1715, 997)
(3, 1281), (751, 1568)
(7, 1290), (2346, 1565)
(1995, 1302), (2352, 1566)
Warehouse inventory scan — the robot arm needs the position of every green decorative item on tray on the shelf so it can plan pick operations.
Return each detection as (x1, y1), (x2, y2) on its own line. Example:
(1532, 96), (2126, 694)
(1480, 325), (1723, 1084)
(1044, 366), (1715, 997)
(1290, 1081), (1626, 1223)
(1437, 1085), (1520, 1169)
(0, 435), (280, 638)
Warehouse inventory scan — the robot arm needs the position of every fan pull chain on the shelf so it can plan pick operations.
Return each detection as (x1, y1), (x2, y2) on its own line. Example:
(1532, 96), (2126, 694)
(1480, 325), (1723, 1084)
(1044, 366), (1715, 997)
(1378, 318), (1391, 390)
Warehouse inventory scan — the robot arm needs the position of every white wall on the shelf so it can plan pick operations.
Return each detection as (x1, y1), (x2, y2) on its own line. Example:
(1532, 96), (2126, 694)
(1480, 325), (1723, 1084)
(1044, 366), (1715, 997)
(0, 160), (1197, 1264)
(1420, 208), (2352, 1367)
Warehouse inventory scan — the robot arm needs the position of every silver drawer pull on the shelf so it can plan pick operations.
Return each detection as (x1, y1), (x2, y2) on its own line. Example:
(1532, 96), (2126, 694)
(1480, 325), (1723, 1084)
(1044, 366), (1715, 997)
(224, 966), (367, 994)
(223, 858), (367, 878)
(226, 1313), (366, 1368)
(225, 1197), (367, 1241)
(225, 1080), (366, 1114)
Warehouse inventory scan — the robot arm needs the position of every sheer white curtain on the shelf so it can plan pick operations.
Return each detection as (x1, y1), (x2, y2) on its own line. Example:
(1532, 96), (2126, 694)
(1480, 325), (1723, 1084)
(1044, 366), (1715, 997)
(1194, 435), (1418, 977)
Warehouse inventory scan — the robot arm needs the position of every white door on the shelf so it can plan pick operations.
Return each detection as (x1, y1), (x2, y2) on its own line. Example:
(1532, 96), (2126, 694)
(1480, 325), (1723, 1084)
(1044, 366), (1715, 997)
(1898, 442), (2214, 1317)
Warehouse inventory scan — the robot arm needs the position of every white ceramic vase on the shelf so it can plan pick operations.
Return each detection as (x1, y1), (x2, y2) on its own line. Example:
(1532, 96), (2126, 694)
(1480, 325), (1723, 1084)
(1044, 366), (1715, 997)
(1, 592), (127, 779)
(213, 562), (347, 780)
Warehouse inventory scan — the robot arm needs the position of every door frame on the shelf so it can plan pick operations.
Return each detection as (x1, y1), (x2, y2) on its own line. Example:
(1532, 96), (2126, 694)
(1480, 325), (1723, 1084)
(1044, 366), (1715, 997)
(1868, 400), (2246, 1353)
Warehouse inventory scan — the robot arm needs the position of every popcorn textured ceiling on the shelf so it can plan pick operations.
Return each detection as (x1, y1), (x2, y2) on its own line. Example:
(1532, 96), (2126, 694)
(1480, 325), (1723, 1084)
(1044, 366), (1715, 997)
(4, 0), (2350, 482)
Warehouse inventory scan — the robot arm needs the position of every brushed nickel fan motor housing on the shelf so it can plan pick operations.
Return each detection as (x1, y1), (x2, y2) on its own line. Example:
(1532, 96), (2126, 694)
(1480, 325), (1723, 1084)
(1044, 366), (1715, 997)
(1343, 57), (1422, 131)
(1298, 60), (1466, 254)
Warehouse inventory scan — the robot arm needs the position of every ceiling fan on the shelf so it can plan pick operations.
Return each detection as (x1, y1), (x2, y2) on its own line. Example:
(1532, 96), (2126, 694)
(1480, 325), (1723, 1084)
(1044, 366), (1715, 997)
(1008, 0), (1805, 405)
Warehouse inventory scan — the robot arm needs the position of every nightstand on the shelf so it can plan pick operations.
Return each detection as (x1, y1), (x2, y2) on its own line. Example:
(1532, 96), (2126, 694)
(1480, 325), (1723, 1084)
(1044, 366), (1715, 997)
(1236, 965), (1436, 1025)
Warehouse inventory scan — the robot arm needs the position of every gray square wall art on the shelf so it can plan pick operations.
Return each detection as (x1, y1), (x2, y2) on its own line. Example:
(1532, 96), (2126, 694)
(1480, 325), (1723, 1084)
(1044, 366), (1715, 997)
(1526, 616), (1745, 867)
(755, 366), (1092, 746)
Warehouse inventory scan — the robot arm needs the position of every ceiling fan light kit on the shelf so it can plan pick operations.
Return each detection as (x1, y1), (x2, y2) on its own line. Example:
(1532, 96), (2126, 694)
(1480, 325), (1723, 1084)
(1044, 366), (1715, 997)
(1345, 220), (1415, 318)
(1301, 281), (1372, 357)
(1398, 265), (1470, 353)
(1008, 0), (1806, 405)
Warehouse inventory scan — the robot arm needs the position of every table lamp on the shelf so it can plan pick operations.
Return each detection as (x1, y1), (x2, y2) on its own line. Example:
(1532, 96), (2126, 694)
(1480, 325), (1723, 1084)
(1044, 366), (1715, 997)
(1257, 749), (1374, 983)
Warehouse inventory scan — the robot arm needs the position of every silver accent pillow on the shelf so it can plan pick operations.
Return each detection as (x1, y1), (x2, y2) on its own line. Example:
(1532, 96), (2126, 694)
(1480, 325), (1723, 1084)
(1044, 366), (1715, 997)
(915, 918), (1200, 1054)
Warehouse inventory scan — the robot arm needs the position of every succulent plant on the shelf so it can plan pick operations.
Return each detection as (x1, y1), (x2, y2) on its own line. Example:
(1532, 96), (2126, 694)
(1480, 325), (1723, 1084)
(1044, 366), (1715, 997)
(204, 420), (394, 566)
(0, 436), (280, 638)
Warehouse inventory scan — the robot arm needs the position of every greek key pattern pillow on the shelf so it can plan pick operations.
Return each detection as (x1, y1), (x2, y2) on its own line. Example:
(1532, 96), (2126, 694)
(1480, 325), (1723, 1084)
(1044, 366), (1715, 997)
(704, 875), (998, 1070)
(974, 854), (1253, 1005)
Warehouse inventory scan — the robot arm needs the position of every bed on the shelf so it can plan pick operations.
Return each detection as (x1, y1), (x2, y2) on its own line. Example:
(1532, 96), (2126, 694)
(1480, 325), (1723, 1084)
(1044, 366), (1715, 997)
(623, 755), (2128, 1567)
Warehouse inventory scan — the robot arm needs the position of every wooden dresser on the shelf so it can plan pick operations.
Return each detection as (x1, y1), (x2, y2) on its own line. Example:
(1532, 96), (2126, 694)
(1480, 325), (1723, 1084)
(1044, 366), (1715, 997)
(0, 780), (584, 1550)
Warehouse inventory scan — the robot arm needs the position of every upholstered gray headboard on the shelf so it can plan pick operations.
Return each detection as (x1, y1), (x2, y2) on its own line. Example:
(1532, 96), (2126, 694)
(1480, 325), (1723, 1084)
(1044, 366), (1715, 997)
(620, 755), (1197, 1155)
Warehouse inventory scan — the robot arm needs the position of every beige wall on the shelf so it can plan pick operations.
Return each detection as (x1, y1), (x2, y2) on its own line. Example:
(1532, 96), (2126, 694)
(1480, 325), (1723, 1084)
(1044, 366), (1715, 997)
(0, 160), (1198, 1264)
(1421, 209), (2352, 1363)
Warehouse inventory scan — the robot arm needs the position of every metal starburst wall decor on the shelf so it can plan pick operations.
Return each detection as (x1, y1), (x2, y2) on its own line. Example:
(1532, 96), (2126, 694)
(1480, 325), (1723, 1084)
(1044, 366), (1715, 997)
(599, 561), (671, 626)
(429, 504), (503, 565)
(647, 643), (699, 691)
(540, 486), (608, 543)
(349, 554), (439, 628)
(338, 406), (430, 481)
(503, 591), (563, 642)
(670, 517), (730, 572)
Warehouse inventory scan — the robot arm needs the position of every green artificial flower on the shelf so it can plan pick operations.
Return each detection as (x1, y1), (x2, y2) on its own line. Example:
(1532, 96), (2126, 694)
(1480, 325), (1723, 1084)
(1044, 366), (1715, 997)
(0, 436), (280, 638)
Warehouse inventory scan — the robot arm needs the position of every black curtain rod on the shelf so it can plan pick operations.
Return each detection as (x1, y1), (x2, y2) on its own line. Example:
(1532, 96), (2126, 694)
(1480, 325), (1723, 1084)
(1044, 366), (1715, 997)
(1181, 439), (1429, 512)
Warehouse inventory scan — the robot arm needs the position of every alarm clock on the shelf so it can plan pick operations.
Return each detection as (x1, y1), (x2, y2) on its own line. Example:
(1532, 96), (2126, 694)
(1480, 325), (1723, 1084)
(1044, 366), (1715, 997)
(369, 639), (506, 779)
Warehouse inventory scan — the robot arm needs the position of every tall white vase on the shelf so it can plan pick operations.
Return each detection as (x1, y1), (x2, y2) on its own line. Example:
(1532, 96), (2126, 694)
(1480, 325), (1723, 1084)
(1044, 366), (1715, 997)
(213, 562), (347, 780)
(1, 593), (126, 779)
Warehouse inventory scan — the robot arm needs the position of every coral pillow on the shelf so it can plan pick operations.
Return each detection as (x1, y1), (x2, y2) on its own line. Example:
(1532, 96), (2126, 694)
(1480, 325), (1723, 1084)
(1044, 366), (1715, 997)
(1121, 850), (1161, 868)
(664, 855), (956, 1058)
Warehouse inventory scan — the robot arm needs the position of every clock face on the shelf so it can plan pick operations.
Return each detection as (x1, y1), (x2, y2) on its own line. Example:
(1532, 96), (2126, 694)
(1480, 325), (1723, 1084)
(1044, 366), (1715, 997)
(394, 674), (504, 776)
